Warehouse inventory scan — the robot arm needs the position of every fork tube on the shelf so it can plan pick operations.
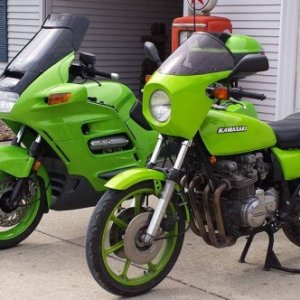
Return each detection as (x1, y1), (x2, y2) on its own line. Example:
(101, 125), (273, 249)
(11, 125), (26, 146)
(147, 134), (164, 166)
(143, 139), (192, 243)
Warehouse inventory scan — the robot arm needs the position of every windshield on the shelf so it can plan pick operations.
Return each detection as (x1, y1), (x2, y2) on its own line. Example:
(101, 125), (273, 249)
(159, 33), (235, 75)
(8, 28), (73, 74)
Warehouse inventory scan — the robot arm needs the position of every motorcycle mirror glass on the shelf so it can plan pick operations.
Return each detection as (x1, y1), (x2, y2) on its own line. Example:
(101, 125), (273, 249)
(229, 54), (269, 80)
(79, 52), (96, 67)
(144, 42), (162, 67)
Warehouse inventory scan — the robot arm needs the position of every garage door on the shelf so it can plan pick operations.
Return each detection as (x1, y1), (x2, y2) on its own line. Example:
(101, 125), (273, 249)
(51, 0), (183, 96)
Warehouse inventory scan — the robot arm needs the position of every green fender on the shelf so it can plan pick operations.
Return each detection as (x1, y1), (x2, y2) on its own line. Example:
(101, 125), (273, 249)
(105, 168), (190, 223)
(105, 168), (166, 190)
(0, 145), (52, 209)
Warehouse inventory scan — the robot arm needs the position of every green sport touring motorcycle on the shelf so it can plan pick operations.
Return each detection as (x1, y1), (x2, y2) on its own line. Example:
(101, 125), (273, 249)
(0, 14), (157, 249)
(86, 32), (300, 296)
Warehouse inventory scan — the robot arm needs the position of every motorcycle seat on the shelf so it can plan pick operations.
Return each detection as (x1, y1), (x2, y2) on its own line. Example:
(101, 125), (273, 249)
(269, 113), (300, 149)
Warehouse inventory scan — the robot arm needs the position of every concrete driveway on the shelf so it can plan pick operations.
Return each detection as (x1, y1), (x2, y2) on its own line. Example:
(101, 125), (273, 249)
(1, 208), (300, 300)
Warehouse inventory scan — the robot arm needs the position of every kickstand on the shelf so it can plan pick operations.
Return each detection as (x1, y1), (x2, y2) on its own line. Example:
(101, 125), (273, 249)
(239, 230), (300, 274)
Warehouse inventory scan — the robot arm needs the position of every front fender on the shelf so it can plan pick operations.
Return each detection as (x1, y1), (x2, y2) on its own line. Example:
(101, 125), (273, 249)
(105, 168), (166, 190)
(0, 145), (34, 178)
(0, 145), (51, 210)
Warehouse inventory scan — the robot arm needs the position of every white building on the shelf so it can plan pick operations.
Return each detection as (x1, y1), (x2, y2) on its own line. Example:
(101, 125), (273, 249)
(0, 0), (298, 121)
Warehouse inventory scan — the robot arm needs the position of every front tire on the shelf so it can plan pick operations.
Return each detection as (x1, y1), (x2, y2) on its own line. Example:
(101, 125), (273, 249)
(0, 175), (45, 249)
(85, 181), (185, 297)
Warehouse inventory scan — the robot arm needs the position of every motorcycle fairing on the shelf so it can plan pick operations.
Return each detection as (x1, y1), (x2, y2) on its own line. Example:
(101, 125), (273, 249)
(0, 14), (89, 95)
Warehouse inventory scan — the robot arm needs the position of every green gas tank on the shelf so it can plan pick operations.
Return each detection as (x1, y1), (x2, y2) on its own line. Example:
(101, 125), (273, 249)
(200, 110), (276, 156)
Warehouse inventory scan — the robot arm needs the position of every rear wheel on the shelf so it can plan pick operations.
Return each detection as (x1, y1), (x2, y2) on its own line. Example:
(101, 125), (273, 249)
(85, 181), (185, 297)
(0, 175), (45, 249)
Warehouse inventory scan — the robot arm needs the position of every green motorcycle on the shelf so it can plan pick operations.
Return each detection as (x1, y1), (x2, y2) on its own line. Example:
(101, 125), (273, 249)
(0, 14), (157, 249)
(86, 31), (300, 296)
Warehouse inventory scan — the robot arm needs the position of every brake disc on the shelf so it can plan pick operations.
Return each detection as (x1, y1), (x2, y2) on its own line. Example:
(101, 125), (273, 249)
(0, 178), (35, 227)
(124, 212), (164, 265)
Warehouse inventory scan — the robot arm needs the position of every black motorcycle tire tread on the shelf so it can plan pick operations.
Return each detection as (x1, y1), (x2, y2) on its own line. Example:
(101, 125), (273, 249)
(282, 225), (300, 247)
(0, 178), (45, 250)
(85, 181), (185, 297)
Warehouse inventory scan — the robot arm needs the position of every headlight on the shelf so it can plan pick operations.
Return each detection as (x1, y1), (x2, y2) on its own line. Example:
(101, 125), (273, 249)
(0, 91), (19, 113)
(149, 90), (171, 122)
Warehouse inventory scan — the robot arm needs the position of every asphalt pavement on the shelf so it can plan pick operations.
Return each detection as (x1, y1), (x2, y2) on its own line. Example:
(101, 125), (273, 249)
(1, 207), (300, 300)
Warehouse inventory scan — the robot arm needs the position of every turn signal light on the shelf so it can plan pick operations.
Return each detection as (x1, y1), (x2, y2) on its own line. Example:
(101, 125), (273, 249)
(214, 87), (229, 100)
(145, 74), (152, 83)
(32, 160), (42, 172)
(48, 93), (71, 105)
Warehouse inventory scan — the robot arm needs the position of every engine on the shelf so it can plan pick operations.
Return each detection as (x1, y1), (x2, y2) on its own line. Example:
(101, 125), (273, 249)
(213, 153), (279, 231)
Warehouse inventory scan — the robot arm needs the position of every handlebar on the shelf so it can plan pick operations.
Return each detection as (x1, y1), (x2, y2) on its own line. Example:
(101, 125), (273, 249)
(90, 69), (120, 80)
(229, 88), (266, 101)
(206, 86), (266, 101)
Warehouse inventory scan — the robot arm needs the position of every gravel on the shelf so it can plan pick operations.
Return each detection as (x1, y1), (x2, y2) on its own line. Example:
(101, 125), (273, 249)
(0, 121), (14, 141)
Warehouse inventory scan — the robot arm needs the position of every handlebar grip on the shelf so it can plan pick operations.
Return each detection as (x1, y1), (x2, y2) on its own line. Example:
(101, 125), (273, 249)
(230, 88), (266, 101)
(90, 69), (120, 80)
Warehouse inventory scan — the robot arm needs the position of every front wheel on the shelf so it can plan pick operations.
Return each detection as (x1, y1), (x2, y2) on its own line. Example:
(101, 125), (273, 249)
(0, 175), (45, 249)
(85, 181), (185, 297)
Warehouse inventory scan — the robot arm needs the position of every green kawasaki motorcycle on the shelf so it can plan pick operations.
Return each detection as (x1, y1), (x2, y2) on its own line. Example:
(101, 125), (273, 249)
(0, 14), (157, 249)
(86, 31), (300, 296)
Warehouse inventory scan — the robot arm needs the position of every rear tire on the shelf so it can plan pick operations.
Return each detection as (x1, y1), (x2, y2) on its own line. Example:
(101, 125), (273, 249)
(85, 181), (185, 297)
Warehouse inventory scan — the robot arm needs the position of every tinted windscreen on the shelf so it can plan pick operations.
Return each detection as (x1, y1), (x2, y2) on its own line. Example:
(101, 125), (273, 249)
(159, 33), (235, 75)
(8, 28), (73, 74)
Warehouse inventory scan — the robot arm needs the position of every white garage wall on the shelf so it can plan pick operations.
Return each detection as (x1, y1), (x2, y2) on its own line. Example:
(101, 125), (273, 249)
(0, 0), (41, 73)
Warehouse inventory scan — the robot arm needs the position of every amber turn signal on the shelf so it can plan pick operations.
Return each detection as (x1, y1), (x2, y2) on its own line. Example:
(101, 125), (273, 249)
(32, 160), (42, 172)
(145, 74), (152, 83)
(48, 93), (71, 105)
(214, 87), (229, 100)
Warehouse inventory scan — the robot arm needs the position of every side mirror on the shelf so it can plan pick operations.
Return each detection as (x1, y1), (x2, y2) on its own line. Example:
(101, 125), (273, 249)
(144, 42), (162, 67)
(229, 54), (269, 79)
(79, 52), (96, 67)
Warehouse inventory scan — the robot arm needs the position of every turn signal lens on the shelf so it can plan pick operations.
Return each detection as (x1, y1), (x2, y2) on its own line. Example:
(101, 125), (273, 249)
(48, 93), (71, 105)
(32, 160), (42, 172)
(214, 87), (229, 100)
(145, 74), (152, 83)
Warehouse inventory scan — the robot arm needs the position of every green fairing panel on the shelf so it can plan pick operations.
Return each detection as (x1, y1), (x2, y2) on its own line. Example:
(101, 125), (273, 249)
(200, 110), (276, 155)
(0, 55), (155, 192)
(105, 168), (166, 190)
(225, 34), (262, 54)
(224, 101), (258, 119)
(272, 147), (300, 180)
(143, 71), (230, 139)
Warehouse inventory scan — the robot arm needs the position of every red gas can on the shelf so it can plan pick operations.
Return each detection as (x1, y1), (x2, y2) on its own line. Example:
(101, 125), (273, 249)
(172, 15), (232, 52)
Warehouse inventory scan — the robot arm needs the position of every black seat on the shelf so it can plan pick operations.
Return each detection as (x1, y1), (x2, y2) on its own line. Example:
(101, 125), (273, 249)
(269, 113), (300, 149)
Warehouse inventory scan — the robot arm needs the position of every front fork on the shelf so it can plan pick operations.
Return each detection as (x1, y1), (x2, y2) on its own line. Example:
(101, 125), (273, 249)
(6, 126), (43, 211)
(143, 135), (192, 244)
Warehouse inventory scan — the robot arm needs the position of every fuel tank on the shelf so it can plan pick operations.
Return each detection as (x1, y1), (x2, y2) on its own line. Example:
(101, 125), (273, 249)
(200, 110), (276, 155)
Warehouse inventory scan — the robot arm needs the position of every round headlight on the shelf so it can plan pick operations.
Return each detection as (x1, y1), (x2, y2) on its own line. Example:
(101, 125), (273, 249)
(149, 90), (171, 122)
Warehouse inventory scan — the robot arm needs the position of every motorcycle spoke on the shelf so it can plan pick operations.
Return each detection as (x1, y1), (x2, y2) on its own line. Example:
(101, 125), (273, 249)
(134, 194), (143, 216)
(120, 259), (131, 279)
(105, 240), (124, 256)
(111, 216), (127, 230)
(147, 261), (158, 272)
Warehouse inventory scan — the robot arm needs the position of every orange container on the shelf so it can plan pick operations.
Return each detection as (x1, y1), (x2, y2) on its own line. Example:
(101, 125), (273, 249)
(172, 15), (232, 51)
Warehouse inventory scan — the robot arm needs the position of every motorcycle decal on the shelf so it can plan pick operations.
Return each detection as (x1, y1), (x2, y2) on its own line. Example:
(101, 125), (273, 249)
(217, 126), (248, 134)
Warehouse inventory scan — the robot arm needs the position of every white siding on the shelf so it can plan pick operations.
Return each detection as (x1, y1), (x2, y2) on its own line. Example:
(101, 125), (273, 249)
(213, 0), (281, 121)
(294, 4), (300, 113)
(50, 0), (183, 94)
(0, 0), (41, 73)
